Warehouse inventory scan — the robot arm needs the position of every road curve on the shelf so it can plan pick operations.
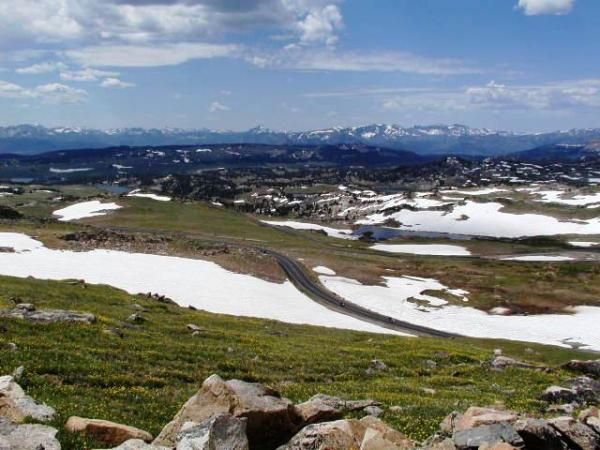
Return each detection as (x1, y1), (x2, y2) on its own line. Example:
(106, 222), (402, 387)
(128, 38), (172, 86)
(265, 249), (458, 338)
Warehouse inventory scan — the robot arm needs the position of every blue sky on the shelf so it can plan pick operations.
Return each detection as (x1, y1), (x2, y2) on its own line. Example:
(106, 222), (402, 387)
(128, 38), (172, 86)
(0, 0), (598, 132)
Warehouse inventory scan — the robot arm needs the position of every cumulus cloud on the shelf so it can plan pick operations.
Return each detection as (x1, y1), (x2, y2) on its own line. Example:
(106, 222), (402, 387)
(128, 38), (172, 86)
(100, 77), (136, 88)
(516, 0), (575, 15)
(0, 80), (87, 103)
(296, 4), (343, 46)
(16, 62), (67, 74)
(208, 101), (230, 112)
(60, 68), (120, 81)
(65, 42), (239, 67)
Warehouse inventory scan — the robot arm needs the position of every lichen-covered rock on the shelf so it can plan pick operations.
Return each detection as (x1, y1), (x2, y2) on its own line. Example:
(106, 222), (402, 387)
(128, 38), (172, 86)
(0, 375), (56, 423)
(0, 306), (96, 324)
(294, 398), (342, 425)
(65, 416), (153, 445)
(548, 416), (600, 450)
(541, 386), (577, 404)
(514, 418), (568, 450)
(450, 407), (519, 433)
(452, 423), (524, 450)
(490, 356), (541, 371)
(175, 414), (249, 450)
(359, 416), (415, 449)
(0, 417), (60, 450)
(154, 374), (301, 449)
(276, 419), (366, 450)
(563, 359), (600, 377)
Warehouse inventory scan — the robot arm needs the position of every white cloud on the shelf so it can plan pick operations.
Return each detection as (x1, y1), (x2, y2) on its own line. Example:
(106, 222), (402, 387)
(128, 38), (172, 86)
(516, 0), (575, 15)
(100, 77), (135, 88)
(0, 80), (87, 103)
(16, 61), (67, 74)
(296, 4), (343, 46)
(208, 101), (230, 112)
(250, 47), (480, 74)
(66, 42), (239, 67)
(60, 68), (120, 81)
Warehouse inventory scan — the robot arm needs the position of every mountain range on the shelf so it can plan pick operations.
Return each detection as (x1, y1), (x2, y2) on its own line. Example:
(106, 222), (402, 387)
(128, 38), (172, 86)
(2, 123), (600, 156)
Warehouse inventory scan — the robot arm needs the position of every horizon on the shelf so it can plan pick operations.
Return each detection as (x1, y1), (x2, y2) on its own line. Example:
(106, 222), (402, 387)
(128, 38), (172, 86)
(1, 0), (599, 132)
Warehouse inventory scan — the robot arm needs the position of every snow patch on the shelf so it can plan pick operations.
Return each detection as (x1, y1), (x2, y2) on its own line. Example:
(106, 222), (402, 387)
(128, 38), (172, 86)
(52, 200), (122, 221)
(371, 244), (471, 256)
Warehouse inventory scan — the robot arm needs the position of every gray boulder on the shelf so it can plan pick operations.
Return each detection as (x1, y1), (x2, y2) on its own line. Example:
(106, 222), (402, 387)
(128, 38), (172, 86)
(0, 375), (56, 423)
(95, 440), (170, 450)
(549, 416), (600, 450)
(541, 386), (577, 404)
(154, 374), (301, 449)
(0, 417), (60, 450)
(175, 414), (249, 450)
(276, 419), (365, 449)
(452, 423), (524, 450)
(0, 306), (96, 324)
(563, 359), (600, 377)
(514, 418), (568, 450)
(490, 356), (541, 371)
(565, 376), (600, 403)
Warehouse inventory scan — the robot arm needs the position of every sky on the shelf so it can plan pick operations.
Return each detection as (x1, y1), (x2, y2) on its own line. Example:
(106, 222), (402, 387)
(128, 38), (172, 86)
(0, 0), (599, 132)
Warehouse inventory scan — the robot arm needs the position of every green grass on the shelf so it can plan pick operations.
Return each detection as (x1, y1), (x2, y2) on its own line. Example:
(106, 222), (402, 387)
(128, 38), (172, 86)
(0, 275), (594, 449)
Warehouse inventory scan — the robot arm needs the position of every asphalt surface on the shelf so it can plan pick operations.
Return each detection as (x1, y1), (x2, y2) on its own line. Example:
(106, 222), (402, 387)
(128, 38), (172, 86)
(265, 249), (458, 338)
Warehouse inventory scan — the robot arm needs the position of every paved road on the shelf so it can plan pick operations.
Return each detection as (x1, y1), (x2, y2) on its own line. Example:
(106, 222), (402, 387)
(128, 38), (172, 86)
(264, 248), (458, 338)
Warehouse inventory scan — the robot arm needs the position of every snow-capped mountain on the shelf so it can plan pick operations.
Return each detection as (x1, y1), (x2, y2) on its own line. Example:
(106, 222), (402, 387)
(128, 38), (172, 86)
(1, 123), (600, 156)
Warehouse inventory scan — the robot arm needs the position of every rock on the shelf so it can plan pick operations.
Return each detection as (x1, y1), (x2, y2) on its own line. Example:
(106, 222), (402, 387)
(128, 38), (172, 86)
(0, 307), (96, 324)
(66, 416), (153, 445)
(452, 423), (524, 450)
(440, 411), (462, 435)
(10, 367), (23, 382)
(359, 416), (415, 449)
(186, 324), (204, 333)
(175, 414), (249, 450)
(126, 313), (145, 323)
(547, 404), (576, 415)
(578, 406), (598, 423)
(389, 406), (404, 413)
(0, 375), (56, 422)
(276, 419), (365, 450)
(96, 439), (170, 450)
(490, 356), (540, 371)
(294, 398), (343, 425)
(0, 417), (60, 450)
(563, 359), (600, 377)
(514, 418), (568, 450)
(549, 416), (600, 450)
(14, 304), (35, 312)
(493, 349), (503, 357)
(6, 344), (16, 353)
(451, 407), (519, 432)
(541, 386), (577, 404)
(422, 436), (457, 450)
(154, 374), (302, 449)
(478, 444), (519, 450)
(363, 406), (384, 418)
(424, 360), (438, 370)
(302, 394), (381, 414)
(565, 376), (600, 403)
(366, 359), (388, 375)
(421, 388), (437, 395)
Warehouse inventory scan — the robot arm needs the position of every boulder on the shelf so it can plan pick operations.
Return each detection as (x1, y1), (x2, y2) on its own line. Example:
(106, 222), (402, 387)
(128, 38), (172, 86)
(175, 414), (249, 450)
(452, 423), (524, 450)
(0, 417), (60, 450)
(0, 307), (96, 324)
(565, 376), (600, 403)
(490, 356), (541, 371)
(422, 436), (457, 450)
(563, 359), (600, 377)
(300, 394), (381, 414)
(294, 398), (343, 425)
(0, 375), (56, 423)
(478, 444), (519, 450)
(359, 416), (415, 449)
(549, 416), (600, 450)
(276, 419), (366, 450)
(96, 439), (170, 450)
(363, 406), (384, 418)
(186, 324), (204, 333)
(65, 416), (153, 445)
(540, 386), (577, 404)
(154, 374), (302, 449)
(514, 418), (568, 450)
(451, 407), (519, 432)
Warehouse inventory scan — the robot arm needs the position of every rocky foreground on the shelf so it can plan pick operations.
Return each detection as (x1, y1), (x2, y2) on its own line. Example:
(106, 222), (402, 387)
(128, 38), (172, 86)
(1, 358), (599, 450)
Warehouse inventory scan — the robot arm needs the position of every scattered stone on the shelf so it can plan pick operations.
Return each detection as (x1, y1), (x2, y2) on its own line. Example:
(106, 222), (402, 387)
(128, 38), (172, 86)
(490, 356), (541, 371)
(126, 313), (145, 323)
(421, 387), (437, 395)
(104, 327), (125, 338)
(0, 307), (96, 324)
(389, 406), (404, 413)
(450, 407), (519, 432)
(0, 417), (60, 450)
(366, 359), (388, 375)
(186, 324), (204, 333)
(452, 423), (524, 450)
(6, 343), (16, 352)
(175, 413), (249, 450)
(363, 405), (384, 417)
(10, 367), (23, 382)
(563, 359), (600, 377)
(541, 386), (577, 404)
(514, 418), (568, 450)
(423, 359), (438, 370)
(154, 374), (302, 449)
(15, 304), (35, 312)
(227, 347), (234, 353)
(0, 375), (56, 423)
(65, 416), (153, 446)
(548, 416), (600, 450)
